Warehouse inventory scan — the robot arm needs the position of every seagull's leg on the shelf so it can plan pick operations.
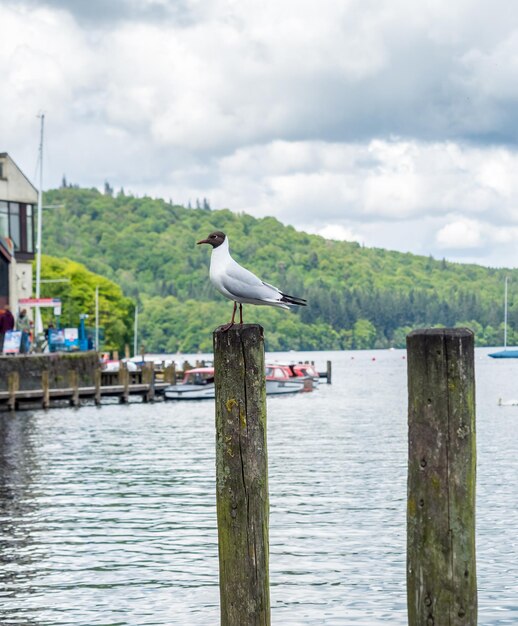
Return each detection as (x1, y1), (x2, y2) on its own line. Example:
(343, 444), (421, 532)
(221, 302), (237, 331)
(239, 303), (243, 324)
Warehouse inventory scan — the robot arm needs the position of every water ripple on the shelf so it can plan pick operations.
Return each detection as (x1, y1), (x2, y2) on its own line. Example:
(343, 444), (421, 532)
(0, 348), (516, 624)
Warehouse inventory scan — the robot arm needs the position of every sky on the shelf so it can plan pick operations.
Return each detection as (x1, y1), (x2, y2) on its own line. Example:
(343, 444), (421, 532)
(2, 0), (518, 268)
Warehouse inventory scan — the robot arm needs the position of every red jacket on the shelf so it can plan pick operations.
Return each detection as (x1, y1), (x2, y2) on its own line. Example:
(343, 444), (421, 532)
(0, 309), (15, 333)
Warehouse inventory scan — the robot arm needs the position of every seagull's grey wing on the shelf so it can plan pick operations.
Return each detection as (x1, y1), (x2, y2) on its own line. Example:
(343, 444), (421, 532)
(221, 261), (284, 303)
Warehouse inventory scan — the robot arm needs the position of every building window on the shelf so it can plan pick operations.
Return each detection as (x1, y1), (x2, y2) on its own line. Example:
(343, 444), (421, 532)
(9, 203), (20, 250)
(26, 204), (34, 253)
(0, 201), (8, 240)
(0, 201), (34, 254)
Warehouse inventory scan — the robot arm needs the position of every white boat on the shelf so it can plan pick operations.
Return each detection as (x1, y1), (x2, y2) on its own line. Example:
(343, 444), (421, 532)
(498, 398), (518, 406)
(164, 367), (215, 400)
(265, 364), (314, 394)
(267, 361), (320, 386)
(163, 364), (313, 400)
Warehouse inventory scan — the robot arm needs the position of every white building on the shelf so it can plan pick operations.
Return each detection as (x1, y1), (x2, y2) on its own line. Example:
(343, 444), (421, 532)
(0, 153), (36, 311)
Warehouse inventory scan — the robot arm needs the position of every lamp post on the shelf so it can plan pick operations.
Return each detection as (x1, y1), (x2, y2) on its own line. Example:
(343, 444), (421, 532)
(35, 113), (44, 338)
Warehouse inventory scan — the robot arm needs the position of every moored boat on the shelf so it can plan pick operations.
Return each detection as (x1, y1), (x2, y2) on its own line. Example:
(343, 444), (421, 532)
(265, 363), (314, 394)
(164, 364), (314, 400)
(164, 367), (215, 400)
(489, 277), (518, 358)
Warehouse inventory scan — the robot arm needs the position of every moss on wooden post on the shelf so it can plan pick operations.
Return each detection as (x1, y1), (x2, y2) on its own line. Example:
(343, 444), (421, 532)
(213, 324), (270, 626)
(406, 328), (477, 626)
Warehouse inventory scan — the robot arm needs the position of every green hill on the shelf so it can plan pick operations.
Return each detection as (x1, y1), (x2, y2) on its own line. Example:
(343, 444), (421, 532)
(39, 187), (518, 352)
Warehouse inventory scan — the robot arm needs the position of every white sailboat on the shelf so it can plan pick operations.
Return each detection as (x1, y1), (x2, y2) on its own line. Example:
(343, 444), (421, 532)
(488, 277), (518, 358)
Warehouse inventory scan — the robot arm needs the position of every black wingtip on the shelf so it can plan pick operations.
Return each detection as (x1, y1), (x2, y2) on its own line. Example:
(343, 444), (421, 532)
(280, 292), (307, 306)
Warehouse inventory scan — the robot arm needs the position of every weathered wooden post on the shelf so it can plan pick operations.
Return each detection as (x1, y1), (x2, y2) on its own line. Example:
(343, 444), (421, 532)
(406, 328), (477, 626)
(41, 371), (50, 409)
(7, 372), (19, 411)
(142, 361), (155, 402)
(326, 360), (332, 384)
(163, 362), (176, 385)
(69, 370), (79, 407)
(94, 368), (101, 405)
(119, 362), (129, 403)
(213, 324), (270, 626)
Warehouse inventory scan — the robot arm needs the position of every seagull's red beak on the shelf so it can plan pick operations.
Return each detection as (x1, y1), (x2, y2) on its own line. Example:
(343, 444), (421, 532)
(197, 238), (210, 245)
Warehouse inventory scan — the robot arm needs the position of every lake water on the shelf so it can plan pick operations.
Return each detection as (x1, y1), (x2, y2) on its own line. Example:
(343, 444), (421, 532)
(0, 348), (516, 625)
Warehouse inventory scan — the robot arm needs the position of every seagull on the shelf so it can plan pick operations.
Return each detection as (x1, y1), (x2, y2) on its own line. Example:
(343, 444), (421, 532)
(197, 231), (307, 330)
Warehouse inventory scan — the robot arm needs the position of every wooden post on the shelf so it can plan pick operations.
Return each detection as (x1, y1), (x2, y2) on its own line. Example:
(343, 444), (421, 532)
(41, 371), (50, 409)
(119, 361), (129, 403)
(94, 367), (101, 405)
(69, 370), (79, 407)
(213, 324), (270, 626)
(142, 361), (155, 402)
(7, 372), (19, 411)
(406, 328), (477, 626)
(163, 362), (176, 385)
(326, 360), (332, 384)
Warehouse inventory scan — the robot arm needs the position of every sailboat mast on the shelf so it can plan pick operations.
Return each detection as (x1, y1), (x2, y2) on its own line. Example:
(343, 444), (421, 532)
(504, 276), (508, 350)
(133, 305), (138, 357)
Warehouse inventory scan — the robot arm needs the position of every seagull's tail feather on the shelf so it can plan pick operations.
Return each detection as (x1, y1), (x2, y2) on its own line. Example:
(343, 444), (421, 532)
(280, 292), (307, 307)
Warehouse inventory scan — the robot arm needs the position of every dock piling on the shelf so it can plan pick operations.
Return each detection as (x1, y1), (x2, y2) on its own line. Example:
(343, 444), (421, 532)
(142, 362), (155, 402)
(41, 371), (50, 408)
(163, 362), (176, 385)
(213, 324), (270, 626)
(69, 370), (79, 407)
(119, 362), (129, 403)
(406, 328), (477, 626)
(326, 360), (332, 384)
(7, 372), (19, 411)
(94, 368), (101, 405)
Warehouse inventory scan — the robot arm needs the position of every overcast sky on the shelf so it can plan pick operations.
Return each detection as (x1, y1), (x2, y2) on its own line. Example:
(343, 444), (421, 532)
(3, 0), (518, 268)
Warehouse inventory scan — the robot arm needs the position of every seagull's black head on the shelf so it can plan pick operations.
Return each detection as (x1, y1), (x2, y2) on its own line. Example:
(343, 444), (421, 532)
(197, 231), (226, 248)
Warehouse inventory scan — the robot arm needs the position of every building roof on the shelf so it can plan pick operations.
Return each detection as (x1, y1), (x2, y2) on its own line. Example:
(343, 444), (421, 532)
(0, 152), (38, 202)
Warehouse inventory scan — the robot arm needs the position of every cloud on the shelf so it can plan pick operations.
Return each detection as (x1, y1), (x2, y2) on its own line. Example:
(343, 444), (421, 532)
(436, 219), (484, 249)
(3, 0), (518, 268)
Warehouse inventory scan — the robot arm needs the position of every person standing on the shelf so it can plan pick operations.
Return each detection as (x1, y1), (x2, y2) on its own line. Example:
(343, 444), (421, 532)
(0, 305), (15, 352)
(17, 308), (31, 354)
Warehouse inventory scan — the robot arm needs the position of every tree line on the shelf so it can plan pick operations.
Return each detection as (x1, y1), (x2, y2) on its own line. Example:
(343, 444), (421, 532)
(38, 187), (518, 353)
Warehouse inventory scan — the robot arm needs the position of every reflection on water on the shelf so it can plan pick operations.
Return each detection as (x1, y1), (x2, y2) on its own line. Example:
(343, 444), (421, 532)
(0, 349), (516, 625)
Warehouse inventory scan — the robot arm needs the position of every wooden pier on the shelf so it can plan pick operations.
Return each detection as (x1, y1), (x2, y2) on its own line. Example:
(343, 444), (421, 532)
(0, 362), (176, 411)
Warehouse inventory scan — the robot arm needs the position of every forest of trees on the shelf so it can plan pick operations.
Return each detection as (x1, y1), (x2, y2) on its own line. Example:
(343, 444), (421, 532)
(37, 187), (518, 353)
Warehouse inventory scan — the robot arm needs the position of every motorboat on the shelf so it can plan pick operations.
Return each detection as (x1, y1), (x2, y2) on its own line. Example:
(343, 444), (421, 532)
(266, 361), (320, 386)
(164, 364), (313, 400)
(164, 367), (215, 400)
(265, 364), (314, 394)
(290, 362), (320, 385)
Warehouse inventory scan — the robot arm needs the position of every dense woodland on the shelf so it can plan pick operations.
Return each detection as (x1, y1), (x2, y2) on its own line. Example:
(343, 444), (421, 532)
(39, 187), (518, 352)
